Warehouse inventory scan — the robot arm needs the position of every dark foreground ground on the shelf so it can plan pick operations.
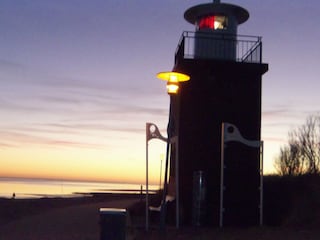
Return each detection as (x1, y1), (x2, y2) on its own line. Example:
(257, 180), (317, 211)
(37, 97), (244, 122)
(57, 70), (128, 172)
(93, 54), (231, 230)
(1, 191), (320, 240)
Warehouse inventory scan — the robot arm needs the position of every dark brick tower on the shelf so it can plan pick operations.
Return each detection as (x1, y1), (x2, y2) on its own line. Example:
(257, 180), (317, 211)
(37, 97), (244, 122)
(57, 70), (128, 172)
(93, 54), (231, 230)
(168, 0), (268, 227)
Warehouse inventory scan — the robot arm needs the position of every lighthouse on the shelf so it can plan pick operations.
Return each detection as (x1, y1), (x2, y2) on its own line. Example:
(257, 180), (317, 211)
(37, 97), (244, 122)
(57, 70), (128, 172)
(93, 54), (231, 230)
(166, 0), (268, 227)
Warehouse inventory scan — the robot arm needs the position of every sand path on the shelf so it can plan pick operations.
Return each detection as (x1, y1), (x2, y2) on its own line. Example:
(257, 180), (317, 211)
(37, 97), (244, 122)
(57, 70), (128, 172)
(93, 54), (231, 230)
(0, 198), (137, 240)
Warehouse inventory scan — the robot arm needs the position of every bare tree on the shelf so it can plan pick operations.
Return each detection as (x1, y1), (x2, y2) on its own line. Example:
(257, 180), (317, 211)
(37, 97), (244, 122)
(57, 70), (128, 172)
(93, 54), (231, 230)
(274, 136), (303, 176)
(275, 115), (320, 176)
(297, 115), (320, 174)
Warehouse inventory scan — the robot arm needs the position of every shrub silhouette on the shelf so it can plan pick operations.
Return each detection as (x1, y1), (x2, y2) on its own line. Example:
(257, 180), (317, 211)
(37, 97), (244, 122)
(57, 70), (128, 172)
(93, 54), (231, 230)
(264, 174), (320, 228)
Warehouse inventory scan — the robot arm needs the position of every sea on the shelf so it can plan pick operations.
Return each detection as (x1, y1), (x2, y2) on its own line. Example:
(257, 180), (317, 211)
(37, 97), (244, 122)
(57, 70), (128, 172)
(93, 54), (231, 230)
(0, 177), (159, 199)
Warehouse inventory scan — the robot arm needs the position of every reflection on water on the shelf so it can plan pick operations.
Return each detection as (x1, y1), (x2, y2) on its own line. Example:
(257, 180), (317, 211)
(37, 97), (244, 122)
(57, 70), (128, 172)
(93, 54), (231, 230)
(0, 177), (158, 199)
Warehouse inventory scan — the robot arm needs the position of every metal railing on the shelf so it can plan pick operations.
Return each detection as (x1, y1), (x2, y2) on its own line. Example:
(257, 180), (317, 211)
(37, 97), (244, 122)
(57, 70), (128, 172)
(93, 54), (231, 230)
(174, 31), (262, 64)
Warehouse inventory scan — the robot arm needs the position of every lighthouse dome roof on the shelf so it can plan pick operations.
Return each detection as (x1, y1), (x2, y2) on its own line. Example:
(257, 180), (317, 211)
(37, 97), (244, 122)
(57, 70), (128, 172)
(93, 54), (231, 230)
(184, 3), (249, 25)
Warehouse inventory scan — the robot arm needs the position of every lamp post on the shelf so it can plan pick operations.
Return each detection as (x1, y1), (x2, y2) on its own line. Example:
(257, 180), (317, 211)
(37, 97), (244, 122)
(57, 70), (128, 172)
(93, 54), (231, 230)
(159, 153), (164, 189)
(156, 71), (190, 230)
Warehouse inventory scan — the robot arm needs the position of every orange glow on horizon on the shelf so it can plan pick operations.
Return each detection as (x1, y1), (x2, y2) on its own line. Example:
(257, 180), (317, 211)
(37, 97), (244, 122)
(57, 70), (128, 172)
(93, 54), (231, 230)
(0, 138), (166, 185)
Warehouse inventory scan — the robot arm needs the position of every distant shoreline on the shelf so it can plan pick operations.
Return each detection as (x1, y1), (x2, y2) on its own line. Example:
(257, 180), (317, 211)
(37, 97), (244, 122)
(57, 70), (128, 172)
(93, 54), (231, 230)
(0, 190), (156, 200)
(0, 178), (159, 199)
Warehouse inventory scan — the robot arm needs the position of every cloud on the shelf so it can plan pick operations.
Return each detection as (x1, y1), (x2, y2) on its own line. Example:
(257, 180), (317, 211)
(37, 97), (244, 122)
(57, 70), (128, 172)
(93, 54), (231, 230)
(0, 83), (168, 149)
(0, 59), (25, 71)
(0, 127), (108, 150)
(262, 108), (290, 118)
(262, 104), (318, 127)
(261, 137), (287, 144)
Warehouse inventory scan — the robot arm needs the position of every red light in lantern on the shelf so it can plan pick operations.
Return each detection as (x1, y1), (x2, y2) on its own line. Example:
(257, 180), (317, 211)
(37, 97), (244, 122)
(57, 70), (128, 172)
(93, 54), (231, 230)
(198, 16), (215, 29)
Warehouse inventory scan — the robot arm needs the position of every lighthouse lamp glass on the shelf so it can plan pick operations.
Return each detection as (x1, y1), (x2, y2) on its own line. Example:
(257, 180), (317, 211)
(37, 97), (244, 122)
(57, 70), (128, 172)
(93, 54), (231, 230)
(166, 82), (179, 94)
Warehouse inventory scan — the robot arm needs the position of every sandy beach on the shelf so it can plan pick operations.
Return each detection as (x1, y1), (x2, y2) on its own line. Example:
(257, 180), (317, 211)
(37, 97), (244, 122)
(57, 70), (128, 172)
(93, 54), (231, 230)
(1, 194), (320, 240)
(0, 194), (140, 240)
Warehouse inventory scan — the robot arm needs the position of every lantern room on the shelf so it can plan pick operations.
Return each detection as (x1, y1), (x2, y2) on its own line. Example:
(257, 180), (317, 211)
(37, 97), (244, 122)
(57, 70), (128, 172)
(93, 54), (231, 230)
(197, 15), (228, 31)
(184, 1), (249, 60)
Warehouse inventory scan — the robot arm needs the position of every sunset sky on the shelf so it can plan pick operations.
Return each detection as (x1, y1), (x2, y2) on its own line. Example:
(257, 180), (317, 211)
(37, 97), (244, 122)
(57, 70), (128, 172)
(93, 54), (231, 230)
(1, 0), (320, 184)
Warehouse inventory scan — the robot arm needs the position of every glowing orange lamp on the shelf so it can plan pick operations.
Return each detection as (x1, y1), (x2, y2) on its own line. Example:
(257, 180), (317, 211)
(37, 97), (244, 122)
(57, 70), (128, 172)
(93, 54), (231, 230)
(156, 71), (190, 94)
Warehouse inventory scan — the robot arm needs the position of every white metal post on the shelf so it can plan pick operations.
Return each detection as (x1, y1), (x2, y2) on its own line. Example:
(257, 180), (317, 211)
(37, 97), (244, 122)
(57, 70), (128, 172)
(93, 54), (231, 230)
(220, 122), (263, 227)
(260, 141), (264, 226)
(145, 122), (168, 231)
(145, 126), (149, 231)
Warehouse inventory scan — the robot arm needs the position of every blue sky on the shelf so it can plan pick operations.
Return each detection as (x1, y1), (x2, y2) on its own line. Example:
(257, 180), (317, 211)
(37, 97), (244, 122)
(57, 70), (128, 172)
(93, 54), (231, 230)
(0, 0), (320, 182)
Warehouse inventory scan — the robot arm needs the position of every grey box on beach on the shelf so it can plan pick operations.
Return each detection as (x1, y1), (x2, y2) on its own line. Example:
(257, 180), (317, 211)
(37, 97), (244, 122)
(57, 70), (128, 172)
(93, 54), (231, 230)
(99, 208), (127, 240)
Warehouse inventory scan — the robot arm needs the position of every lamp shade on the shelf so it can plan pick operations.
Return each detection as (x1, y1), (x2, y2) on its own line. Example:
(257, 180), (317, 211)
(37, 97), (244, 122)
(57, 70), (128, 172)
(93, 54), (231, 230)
(156, 71), (190, 82)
